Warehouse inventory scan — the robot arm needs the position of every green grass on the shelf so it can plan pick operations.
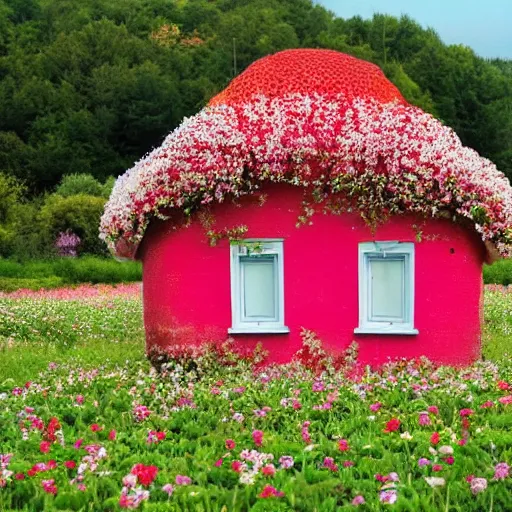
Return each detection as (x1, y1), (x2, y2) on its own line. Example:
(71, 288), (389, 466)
(0, 257), (142, 291)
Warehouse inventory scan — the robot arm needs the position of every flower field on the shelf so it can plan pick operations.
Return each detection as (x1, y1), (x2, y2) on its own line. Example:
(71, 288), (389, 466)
(1, 284), (512, 511)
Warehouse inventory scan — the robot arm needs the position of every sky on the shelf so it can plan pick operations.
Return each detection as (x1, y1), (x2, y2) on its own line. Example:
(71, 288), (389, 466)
(317, 0), (512, 59)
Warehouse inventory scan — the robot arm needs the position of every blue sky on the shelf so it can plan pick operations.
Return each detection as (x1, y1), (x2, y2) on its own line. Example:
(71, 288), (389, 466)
(317, 0), (511, 59)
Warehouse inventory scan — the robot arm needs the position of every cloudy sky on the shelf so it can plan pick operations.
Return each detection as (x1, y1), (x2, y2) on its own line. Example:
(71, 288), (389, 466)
(317, 0), (511, 59)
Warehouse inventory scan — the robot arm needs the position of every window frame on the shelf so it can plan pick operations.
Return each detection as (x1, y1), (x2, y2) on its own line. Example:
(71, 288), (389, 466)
(354, 241), (418, 335)
(228, 239), (289, 334)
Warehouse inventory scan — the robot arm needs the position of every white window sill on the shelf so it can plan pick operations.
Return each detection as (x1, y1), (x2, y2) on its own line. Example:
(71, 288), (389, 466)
(354, 327), (419, 335)
(228, 326), (290, 334)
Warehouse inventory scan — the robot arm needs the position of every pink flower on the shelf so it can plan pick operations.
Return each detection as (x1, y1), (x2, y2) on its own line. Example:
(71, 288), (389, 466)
(493, 462), (510, 480)
(427, 406), (439, 415)
(261, 464), (276, 476)
(231, 460), (243, 473)
(109, 429), (117, 441)
(279, 456), (294, 469)
(73, 438), (84, 450)
(323, 457), (338, 472)
(470, 477), (488, 494)
(418, 413), (431, 426)
(225, 439), (235, 450)
(162, 483), (174, 496)
(76, 395), (84, 405)
(444, 456), (455, 465)
(379, 490), (397, 504)
(459, 408), (474, 417)
(418, 458), (431, 467)
(432, 464), (443, 472)
(480, 400), (494, 409)
(352, 495), (365, 506)
(252, 430), (264, 447)
(259, 485), (284, 498)
(370, 402), (382, 412)
(343, 460), (354, 467)
(42, 479), (57, 495)
(175, 475), (191, 485)
(497, 380), (510, 390)
(312, 381), (325, 392)
(40, 441), (51, 454)
(338, 439), (350, 452)
(430, 432), (440, 445)
(214, 458), (223, 467)
(498, 395), (512, 405)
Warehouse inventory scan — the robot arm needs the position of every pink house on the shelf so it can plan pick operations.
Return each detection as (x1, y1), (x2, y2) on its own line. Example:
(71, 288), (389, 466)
(101, 49), (512, 366)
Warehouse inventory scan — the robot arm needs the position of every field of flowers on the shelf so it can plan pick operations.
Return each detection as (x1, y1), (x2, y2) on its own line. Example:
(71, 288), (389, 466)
(1, 284), (511, 511)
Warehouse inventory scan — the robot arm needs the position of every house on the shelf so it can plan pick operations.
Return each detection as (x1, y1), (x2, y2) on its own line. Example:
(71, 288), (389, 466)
(101, 49), (512, 366)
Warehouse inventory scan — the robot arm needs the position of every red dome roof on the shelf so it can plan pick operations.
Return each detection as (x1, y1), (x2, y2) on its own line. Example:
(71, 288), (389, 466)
(209, 49), (407, 106)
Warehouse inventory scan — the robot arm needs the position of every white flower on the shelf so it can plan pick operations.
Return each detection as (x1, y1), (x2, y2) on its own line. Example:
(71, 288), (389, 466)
(438, 445), (453, 455)
(425, 477), (445, 488)
(239, 472), (256, 485)
(428, 447), (438, 456)
(304, 444), (316, 452)
(400, 431), (413, 440)
(367, 415), (376, 421)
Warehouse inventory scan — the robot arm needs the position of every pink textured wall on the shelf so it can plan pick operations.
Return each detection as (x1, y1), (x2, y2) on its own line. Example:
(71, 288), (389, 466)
(139, 185), (485, 367)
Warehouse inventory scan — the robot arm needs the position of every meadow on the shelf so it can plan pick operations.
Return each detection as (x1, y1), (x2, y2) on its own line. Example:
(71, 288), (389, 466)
(0, 284), (511, 511)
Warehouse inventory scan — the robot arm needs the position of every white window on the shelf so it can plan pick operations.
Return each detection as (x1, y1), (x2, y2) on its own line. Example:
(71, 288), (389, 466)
(229, 240), (289, 334)
(355, 241), (418, 335)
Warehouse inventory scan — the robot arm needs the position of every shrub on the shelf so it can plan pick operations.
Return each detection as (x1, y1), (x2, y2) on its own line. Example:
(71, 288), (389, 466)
(0, 276), (64, 292)
(54, 173), (105, 198)
(0, 173), (26, 256)
(484, 260), (512, 286)
(38, 194), (107, 255)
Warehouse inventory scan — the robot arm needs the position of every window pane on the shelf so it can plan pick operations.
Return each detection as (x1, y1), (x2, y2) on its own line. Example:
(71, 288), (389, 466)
(370, 258), (404, 320)
(242, 259), (276, 319)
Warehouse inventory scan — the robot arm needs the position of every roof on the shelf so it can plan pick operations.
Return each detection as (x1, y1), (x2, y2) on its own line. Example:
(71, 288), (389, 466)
(100, 49), (512, 260)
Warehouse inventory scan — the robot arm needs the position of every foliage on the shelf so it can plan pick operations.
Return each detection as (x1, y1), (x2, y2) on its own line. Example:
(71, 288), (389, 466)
(0, 285), (512, 510)
(38, 194), (107, 255)
(0, 173), (25, 256)
(0, 0), (511, 199)
(484, 260), (512, 286)
(54, 174), (108, 199)
(0, 257), (142, 290)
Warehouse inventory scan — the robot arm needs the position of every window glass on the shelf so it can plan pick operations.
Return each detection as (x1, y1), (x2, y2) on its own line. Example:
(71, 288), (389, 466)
(370, 258), (405, 321)
(242, 258), (276, 319)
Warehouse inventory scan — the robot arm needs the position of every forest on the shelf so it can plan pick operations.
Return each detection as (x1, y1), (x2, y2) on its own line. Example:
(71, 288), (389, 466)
(1, 0), (512, 259)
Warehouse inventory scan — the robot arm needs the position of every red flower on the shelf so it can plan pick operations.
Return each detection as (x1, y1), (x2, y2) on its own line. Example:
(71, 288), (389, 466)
(225, 439), (236, 450)
(432, 464), (443, 472)
(90, 423), (102, 432)
(252, 430), (264, 447)
(338, 439), (350, 452)
(383, 418), (400, 433)
(459, 409), (474, 417)
(47, 460), (57, 470)
(40, 441), (51, 453)
(45, 417), (61, 442)
(444, 456), (455, 465)
(259, 485), (285, 498)
(156, 431), (166, 441)
(15, 473), (25, 480)
(108, 429), (117, 441)
(214, 459), (223, 467)
(231, 460), (243, 473)
(497, 380), (510, 391)
(430, 432), (440, 445)
(131, 464), (158, 487)
(64, 461), (76, 469)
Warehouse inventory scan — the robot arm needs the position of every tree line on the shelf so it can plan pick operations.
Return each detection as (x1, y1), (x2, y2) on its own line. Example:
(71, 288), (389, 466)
(1, 0), (511, 258)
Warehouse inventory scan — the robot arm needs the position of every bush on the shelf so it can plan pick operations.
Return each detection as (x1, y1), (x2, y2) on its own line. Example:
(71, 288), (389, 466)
(0, 257), (142, 288)
(38, 194), (107, 255)
(55, 173), (107, 198)
(0, 173), (26, 257)
(484, 260), (512, 285)
(51, 257), (142, 284)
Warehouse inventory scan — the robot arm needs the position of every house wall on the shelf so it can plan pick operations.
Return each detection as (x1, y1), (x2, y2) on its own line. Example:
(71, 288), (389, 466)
(139, 184), (486, 367)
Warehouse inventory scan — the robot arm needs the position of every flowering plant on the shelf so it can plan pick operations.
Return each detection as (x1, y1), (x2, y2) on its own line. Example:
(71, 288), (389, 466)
(100, 51), (512, 260)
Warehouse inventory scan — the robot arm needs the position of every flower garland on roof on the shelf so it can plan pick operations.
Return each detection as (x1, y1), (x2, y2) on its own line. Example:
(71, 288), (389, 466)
(100, 93), (512, 259)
